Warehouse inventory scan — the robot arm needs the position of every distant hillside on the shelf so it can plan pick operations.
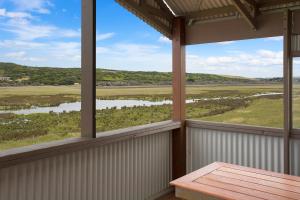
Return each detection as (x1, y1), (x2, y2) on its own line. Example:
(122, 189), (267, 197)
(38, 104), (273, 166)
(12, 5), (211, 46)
(0, 62), (280, 86)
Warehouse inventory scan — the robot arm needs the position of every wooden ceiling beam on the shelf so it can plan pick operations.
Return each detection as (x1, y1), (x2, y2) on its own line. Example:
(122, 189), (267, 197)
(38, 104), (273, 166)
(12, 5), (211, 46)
(258, 0), (300, 8)
(243, 0), (259, 16)
(154, 0), (174, 17)
(243, 0), (257, 7)
(141, 4), (174, 21)
(186, 11), (285, 45)
(232, 0), (257, 30)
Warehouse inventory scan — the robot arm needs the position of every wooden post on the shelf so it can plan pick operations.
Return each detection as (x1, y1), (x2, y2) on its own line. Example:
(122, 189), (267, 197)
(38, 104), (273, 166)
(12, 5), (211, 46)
(283, 10), (293, 174)
(81, 0), (96, 138)
(172, 17), (186, 179)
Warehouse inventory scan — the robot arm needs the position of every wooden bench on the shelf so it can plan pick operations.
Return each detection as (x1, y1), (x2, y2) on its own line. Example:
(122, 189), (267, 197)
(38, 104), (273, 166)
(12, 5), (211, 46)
(170, 162), (300, 200)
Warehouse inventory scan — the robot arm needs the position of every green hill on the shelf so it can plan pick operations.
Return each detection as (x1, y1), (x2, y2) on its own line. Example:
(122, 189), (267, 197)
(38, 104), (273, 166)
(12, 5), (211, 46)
(0, 62), (271, 86)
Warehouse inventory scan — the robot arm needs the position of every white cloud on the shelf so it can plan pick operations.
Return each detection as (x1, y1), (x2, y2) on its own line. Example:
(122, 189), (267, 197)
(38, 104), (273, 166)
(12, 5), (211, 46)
(257, 50), (282, 59)
(60, 29), (80, 38)
(96, 43), (171, 71)
(0, 35), (285, 77)
(114, 43), (160, 55)
(3, 20), (56, 40)
(0, 38), (81, 67)
(158, 36), (171, 44)
(0, 8), (5, 16)
(47, 42), (81, 62)
(0, 40), (45, 48)
(0, 8), (32, 19)
(0, 15), (80, 40)
(4, 51), (42, 62)
(5, 51), (26, 58)
(0, 3), (82, 67)
(96, 47), (109, 54)
(187, 49), (283, 78)
(9, 0), (53, 14)
(293, 58), (300, 77)
(96, 32), (115, 41)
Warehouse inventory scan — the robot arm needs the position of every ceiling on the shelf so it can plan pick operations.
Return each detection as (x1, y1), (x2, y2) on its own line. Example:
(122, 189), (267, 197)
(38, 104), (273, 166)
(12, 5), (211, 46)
(115, 0), (300, 41)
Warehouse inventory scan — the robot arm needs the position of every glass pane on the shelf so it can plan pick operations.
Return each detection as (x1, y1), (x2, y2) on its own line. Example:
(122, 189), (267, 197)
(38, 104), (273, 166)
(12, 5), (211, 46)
(0, 1), (81, 151)
(293, 57), (300, 128)
(95, 1), (172, 133)
(186, 37), (284, 128)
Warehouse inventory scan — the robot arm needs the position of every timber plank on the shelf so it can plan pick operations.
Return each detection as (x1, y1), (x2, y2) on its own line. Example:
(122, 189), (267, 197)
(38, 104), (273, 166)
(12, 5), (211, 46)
(171, 162), (300, 200)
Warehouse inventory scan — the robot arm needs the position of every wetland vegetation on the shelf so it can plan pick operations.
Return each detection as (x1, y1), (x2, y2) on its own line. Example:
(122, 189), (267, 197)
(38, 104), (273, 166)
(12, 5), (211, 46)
(0, 84), (290, 151)
(1, 62), (297, 151)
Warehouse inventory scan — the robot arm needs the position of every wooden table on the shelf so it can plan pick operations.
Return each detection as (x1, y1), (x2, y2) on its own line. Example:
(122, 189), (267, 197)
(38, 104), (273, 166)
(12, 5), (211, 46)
(170, 162), (300, 200)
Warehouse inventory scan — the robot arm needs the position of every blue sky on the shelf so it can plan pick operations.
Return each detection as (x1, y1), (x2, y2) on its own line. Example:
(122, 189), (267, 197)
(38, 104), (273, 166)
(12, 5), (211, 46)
(0, 0), (297, 78)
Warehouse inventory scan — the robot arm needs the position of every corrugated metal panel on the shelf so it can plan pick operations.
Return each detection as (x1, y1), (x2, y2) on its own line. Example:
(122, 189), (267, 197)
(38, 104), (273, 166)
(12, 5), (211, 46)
(116, 0), (300, 39)
(165, 0), (232, 16)
(260, 1), (300, 12)
(0, 132), (172, 200)
(290, 139), (300, 176)
(292, 34), (300, 52)
(165, 0), (300, 16)
(187, 127), (284, 173)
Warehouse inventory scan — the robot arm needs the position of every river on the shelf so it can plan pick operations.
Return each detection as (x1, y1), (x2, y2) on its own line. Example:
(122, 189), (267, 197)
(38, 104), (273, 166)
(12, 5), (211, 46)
(0, 92), (282, 115)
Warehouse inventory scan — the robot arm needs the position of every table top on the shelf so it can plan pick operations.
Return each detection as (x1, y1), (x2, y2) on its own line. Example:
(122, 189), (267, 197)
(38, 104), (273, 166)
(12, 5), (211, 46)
(170, 162), (300, 200)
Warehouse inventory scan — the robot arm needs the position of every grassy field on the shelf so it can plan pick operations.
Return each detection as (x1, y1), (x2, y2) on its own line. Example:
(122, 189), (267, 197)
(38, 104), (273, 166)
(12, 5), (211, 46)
(0, 84), (284, 97)
(1, 84), (298, 151)
(0, 84), (283, 109)
(202, 98), (284, 127)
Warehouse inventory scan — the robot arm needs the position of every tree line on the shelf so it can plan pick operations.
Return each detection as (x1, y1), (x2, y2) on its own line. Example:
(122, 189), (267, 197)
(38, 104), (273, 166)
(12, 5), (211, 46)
(0, 62), (280, 86)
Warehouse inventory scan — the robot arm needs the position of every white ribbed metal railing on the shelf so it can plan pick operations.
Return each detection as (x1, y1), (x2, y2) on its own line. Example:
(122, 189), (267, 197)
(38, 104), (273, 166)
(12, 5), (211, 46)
(187, 126), (284, 173)
(0, 131), (172, 200)
(291, 139), (300, 176)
